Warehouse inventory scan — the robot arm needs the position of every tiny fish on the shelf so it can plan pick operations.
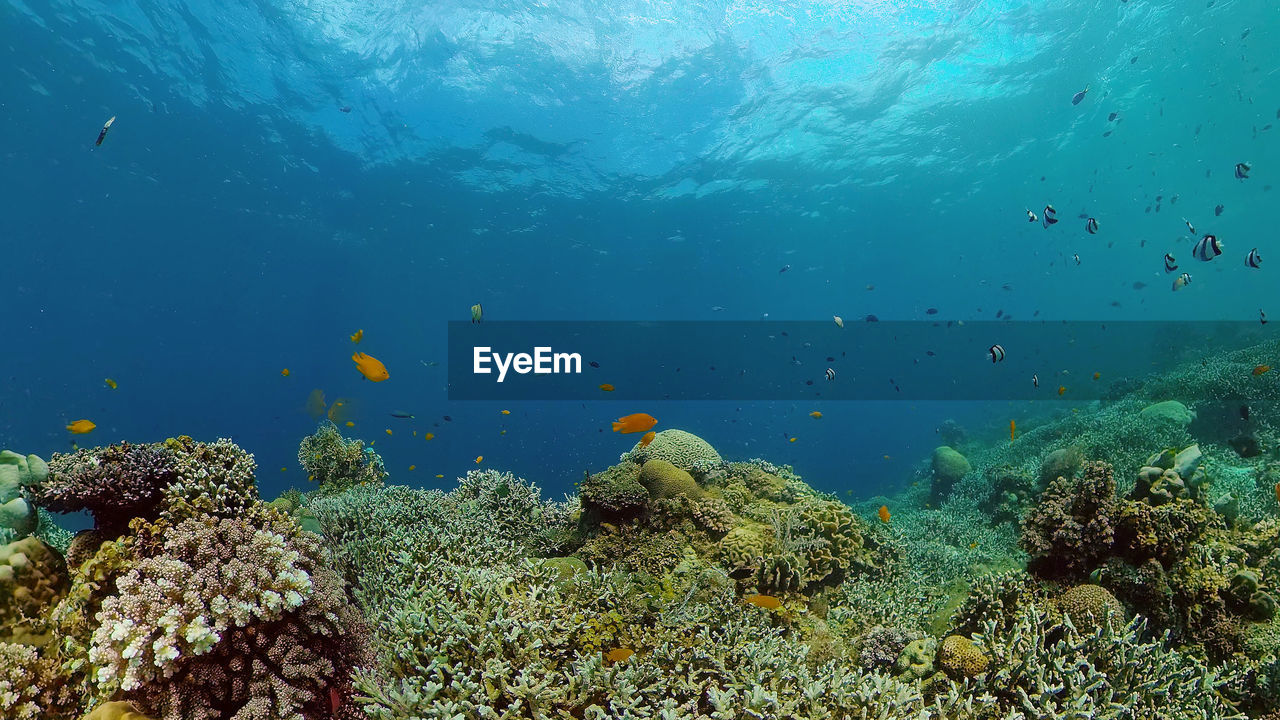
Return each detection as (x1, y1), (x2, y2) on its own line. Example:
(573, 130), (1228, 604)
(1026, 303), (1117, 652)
(789, 437), (797, 443)
(1246, 248), (1262, 268)
(1107, 112), (1118, 122)
(745, 594), (783, 610)
(1042, 205), (1059, 227)
(424, 432), (435, 440)
(1215, 204), (1224, 217)
(589, 361), (600, 368)
(95, 115), (116, 147)
(350, 329), (363, 344)
(1262, 309), (1269, 325)
(1058, 385), (1066, 396)
(605, 648), (634, 664)
(346, 421), (355, 427)
(104, 378), (118, 389)
(1071, 85), (1090, 105)
(1236, 162), (1251, 180)
(825, 367), (835, 381)
(280, 368), (290, 377)
(385, 429), (393, 435)
(599, 383), (615, 392)
(989, 344), (1006, 363)
(638, 430), (656, 448)
(67, 419), (96, 434)
(1026, 208), (1038, 223)
(1253, 365), (1272, 376)
(501, 409), (510, 415)
(1093, 372), (1101, 380)
(339, 105), (352, 113)
(408, 465), (416, 471)
(475, 456), (483, 464)
(1032, 373), (1039, 388)
(390, 411), (415, 419)
(443, 415), (453, 421)
(833, 315), (844, 328)
(1164, 254), (1178, 273)
(1085, 217), (1099, 234)
(435, 474), (444, 478)
(779, 264), (791, 273)
(809, 411), (822, 419)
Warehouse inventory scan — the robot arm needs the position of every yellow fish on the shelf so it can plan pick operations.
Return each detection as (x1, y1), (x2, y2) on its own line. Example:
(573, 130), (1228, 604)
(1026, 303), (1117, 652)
(435, 474), (444, 478)
(281, 368), (290, 377)
(744, 594), (782, 610)
(789, 437), (797, 443)
(599, 383), (615, 392)
(501, 409), (511, 415)
(809, 411), (822, 419)
(352, 352), (389, 382)
(345, 421), (355, 427)
(408, 465), (416, 471)
(500, 430), (507, 435)
(104, 378), (118, 389)
(425, 432), (435, 441)
(1057, 385), (1066, 396)
(66, 419), (96, 434)
(638, 430), (656, 448)
(385, 429), (393, 436)
(470, 303), (483, 323)
(281, 467), (287, 472)
(305, 389), (326, 419)
(475, 455), (483, 464)
(604, 648), (634, 664)
(350, 329), (363, 344)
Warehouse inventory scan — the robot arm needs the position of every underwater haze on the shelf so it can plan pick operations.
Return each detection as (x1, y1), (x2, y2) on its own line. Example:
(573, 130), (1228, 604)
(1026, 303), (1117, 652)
(3, 0), (1277, 499)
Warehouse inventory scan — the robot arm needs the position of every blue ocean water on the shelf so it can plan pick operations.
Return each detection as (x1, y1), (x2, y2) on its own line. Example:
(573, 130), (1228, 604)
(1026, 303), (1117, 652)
(1, 0), (1276, 506)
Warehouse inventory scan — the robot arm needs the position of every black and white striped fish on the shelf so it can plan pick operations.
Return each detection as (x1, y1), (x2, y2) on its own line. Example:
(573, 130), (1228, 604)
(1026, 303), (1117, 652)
(1042, 205), (1058, 228)
(1193, 234), (1222, 261)
(989, 344), (1006, 363)
(1172, 272), (1192, 291)
(1026, 209), (1038, 223)
(1032, 373), (1039, 388)
(1085, 217), (1099, 234)
(825, 367), (835, 381)
(1246, 247), (1262, 268)
(1183, 218), (1196, 235)
(1164, 253), (1178, 272)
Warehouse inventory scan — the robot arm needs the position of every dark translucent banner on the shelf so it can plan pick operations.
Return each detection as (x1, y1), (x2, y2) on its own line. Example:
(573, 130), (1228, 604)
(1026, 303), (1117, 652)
(446, 321), (1274, 400)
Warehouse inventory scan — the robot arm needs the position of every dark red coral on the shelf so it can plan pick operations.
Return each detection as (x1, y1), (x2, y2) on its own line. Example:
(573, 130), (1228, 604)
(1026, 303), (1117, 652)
(1021, 460), (1118, 580)
(29, 443), (178, 532)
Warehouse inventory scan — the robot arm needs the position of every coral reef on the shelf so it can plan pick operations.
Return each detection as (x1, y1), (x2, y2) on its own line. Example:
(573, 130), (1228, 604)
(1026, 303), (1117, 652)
(0, 451), (42, 538)
(297, 421), (386, 494)
(1021, 460), (1119, 580)
(621, 428), (723, 471)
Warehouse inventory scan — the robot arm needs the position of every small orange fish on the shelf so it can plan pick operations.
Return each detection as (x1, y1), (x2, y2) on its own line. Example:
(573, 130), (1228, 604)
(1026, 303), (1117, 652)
(604, 648), (634, 664)
(281, 467), (287, 472)
(969, 541), (979, 549)
(350, 329), (363, 344)
(66, 419), (96, 434)
(744, 594), (783, 610)
(501, 409), (510, 415)
(500, 430), (507, 435)
(1057, 385), (1066, 396)
(425, 432), (435, 440)
(877, 505), (890, 523)
(281, 368), (290, 377)
(638, 430), (656, 448)
(385, 429), (393, 436)
(408, 465), (416, 471)
(345, 421), (355, 427)
(435, 474), (444, 478)
(1092, 372), (1101, 380)
(599, 383), (615, 392)
(352, 352), (389, 382)
(475, 456), (483, 464)
(612, 413), (658, 434)
(104, 378), (118, 389)
(1254, 364), (1272, 376)
(809, 411), (822, 419)
(789, 437), (797, 443)
(1009, 419), (1016, 442)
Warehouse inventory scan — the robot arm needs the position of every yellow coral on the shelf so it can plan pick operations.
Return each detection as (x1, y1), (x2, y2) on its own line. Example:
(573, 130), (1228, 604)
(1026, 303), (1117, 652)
(1057, 584), (1125, 630)
(938, 634), (989, 677)
(82, 701), (156, 720)
(638, 460), (704, 500)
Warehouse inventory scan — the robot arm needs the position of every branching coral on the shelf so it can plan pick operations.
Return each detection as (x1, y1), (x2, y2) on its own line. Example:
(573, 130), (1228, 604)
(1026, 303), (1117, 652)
(31, 443), (178, 533)
(1021, 460), (1118, 581)
(297, 422), (386, 494)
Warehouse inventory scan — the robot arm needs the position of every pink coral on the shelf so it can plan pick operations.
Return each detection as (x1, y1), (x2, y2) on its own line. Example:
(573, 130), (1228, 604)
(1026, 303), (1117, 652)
(1021, 460), (1118, 580)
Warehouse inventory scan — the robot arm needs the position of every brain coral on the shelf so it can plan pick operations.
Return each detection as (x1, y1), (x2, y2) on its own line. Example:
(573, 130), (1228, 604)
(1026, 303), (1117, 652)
(1057, 584), (1125, 630)
(638, 459), (704, 500)
(931, 446), (971, 498)
(937, 634), (990, 678)
(625, 429), (722, 470)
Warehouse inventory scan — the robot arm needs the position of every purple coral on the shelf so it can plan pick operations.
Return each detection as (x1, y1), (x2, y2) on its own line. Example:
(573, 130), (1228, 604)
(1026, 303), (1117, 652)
(30, 443), (178, 532)
(1021, 460), (1118, 580)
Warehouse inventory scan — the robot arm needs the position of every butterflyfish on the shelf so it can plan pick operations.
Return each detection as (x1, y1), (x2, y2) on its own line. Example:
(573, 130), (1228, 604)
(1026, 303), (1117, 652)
(352, 352), (390, 382)
(612, 413), (657, 434)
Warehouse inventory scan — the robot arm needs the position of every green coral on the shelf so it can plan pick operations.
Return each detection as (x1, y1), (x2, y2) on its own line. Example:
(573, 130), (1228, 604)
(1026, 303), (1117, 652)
(579, 462), (648, 517)
(637, 459), (704, 500)
(0, 451), (44, 538)
(623, 429), (723, 471)
(297, 421), (386, 494)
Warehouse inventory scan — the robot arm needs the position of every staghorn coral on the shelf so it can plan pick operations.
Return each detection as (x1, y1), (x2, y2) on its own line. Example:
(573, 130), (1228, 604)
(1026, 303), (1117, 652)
(297, 421), (386, 494)
(1021, 460), (1118, 581)
(622, 429), (723, 471)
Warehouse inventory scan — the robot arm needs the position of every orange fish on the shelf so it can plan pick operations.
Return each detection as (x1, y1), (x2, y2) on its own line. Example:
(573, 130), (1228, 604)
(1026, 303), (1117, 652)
(789, 437), (797, 443)
(475, 456), (483, 464)
(599, 383), (615, 392)
(281, 368), (290, 377)
(612, 413), (657, 434)
(969, 541), (979, 549)
(345, 421), (355, 427)
(744, 594), (783, 610)
(385, 429), (393, 436)
(425, 432), (435, 441)
(350, 329), (363, 344)
(104, 378), (118, 389)
(604, 648), (634, 664)
(1092, 372), (1101, 380)
(501, 409), (511, 415)
(809, 411), (822, 419)
(66, 419), (96, 434)
(1253, 364), (1272, 376)
(352, 352), (389, 382)
(877, 505), (891, 523)
(435, 474), (444, 478)
(408, 465), (416, 471)
(638, 430), (656, 448)
(1057, 385), (1066, 396)
(1009, 419), (1016, 442)
(883, 455), (892, 460)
